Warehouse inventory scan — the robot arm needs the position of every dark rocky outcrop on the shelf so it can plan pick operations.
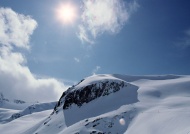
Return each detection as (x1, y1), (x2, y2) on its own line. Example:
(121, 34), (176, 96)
(54, 80), (127, 112)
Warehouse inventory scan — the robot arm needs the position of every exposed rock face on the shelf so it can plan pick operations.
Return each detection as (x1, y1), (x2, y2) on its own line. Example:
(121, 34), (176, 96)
(0, 93), (4, 104)
(0, 92), (25, 105)
(0, 93), (9, 104)
(52, 75), (138, 126)
(63, 80), (126, 109)
(14, 100), (25, 104)
(54, 80), (127, 112)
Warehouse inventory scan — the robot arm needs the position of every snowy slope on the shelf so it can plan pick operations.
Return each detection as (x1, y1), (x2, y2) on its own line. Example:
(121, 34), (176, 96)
(125, 76), (190, 134)
(1, 74), (190, 134)
(0, 93), (56, 123)
(0, 110), (52, 134)
(62, 76), (138, 126)
(0, 93), (33, 110)
(10, 102), (56, 120)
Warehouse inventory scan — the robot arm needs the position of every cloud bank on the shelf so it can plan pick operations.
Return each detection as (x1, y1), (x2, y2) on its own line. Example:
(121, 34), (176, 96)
(0, 8), (68, 102)
(78, 0), (139, 44)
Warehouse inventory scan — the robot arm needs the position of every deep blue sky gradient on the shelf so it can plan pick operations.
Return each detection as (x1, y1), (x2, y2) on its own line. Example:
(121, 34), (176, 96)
(1, 0), (190, 82)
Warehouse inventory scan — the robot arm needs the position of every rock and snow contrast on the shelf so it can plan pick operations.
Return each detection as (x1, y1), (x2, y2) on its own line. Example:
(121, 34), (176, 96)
(0, 74), (190, 134)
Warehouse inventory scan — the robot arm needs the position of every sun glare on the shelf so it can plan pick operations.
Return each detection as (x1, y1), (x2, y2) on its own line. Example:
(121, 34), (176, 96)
(56, 3), (77, 24)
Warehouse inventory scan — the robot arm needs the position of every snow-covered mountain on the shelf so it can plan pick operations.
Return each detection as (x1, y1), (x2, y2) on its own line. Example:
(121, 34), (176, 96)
(0, 92), (31, 110)
(1, 74), (190, 134)
(0, 93), (56, 123)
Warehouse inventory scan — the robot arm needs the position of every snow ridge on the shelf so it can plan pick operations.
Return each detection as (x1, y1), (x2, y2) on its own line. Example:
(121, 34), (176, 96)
(1, 74), (190, 134)
(63, 80), (126, 110)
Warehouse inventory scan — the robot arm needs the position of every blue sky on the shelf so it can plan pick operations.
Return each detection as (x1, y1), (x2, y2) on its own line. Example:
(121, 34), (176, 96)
(0, 0), (190, 101)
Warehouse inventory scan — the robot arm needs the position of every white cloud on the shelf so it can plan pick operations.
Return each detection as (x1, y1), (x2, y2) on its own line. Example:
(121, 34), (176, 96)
(77, 0), (139, 43)
(74, 57), (80, 62)
(92, 66), (101, 75)
(0, 7), (37, 49)
(0, 52), (67, 102)
(0, 8), (68, 102)
(177, 29), (190, 47)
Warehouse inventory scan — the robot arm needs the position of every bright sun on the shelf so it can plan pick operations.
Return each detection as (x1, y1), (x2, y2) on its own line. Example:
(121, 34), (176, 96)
(56, 3), (77, 24)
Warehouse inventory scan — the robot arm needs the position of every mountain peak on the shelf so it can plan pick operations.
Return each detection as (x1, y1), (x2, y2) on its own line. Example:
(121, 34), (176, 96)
(53, 74), (138, 126)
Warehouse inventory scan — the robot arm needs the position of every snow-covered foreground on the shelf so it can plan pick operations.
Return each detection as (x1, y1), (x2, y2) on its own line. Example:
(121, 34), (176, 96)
(0, 109), (52, 134)
(0, 74), (190, 134)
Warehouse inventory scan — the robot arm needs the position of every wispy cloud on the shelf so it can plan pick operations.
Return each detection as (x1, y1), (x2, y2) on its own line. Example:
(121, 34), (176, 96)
(0, 8), (68, 102)
(176, 29), (190, 48)
(74, 57), (80, 62)
(186, 29), (190, 36)
(77, 25), (94, 44)
(77, 0), (139, 43)
(92, 66), (101, 75)
(184, 29), (190, 46)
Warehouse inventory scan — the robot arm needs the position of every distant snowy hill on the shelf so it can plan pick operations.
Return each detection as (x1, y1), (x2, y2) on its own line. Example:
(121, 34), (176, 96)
(1, 74), (190, 134)
(0, 92), (56, 123)
(0, 92), (31, 110)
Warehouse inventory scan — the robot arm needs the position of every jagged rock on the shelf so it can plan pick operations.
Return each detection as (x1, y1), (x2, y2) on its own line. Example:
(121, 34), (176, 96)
(54, 80), (127, 111)
(14, 100), (25, 104)
(52, 75), (138, 127)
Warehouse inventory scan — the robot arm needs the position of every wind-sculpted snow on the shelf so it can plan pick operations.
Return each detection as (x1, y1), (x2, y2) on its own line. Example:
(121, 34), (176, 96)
(53, 75), (139, 126)
(63, 80), (126, 109)
(1, 74), (190, 134)
(60, 105), (138, 134)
